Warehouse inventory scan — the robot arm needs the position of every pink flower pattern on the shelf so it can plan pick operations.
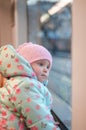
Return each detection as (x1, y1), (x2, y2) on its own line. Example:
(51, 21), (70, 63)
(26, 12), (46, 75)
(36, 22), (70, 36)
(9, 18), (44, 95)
(0, 45), (59, 130)
(31, 126), (38, 130)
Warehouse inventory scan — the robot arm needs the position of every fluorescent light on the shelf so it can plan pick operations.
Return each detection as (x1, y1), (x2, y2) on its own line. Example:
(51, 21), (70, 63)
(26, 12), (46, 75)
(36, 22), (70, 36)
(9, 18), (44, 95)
(48, 0), (73, 16)
(40, 0), (73, 23)
(40, 13), (50, 23)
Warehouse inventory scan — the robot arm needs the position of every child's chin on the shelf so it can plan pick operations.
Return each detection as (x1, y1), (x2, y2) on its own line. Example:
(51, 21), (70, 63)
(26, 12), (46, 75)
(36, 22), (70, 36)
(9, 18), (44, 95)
(38, 78), (45, 83)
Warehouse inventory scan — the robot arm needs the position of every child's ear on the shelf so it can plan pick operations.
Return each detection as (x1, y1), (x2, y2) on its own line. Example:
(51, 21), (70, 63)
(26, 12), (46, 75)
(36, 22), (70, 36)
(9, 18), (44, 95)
(0, 73), (6, 88)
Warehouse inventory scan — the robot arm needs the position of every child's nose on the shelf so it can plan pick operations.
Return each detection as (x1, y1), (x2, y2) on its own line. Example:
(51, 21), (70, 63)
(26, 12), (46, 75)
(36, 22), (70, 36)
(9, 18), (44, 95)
(43, 67), (48, 73)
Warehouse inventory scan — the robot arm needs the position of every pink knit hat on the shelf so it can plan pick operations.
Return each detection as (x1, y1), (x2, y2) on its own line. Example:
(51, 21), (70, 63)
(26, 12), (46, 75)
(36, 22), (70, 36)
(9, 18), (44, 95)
(17, 42), (52, 68)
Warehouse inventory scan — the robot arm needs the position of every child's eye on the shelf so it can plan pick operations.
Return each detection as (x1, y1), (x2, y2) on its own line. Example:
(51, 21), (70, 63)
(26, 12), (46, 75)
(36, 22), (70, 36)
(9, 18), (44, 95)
(38, 63), (43, 66)
(47, 66), (50, 69)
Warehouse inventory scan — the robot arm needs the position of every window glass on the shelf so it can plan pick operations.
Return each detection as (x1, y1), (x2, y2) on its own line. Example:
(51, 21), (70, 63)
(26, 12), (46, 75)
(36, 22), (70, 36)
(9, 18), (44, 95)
(27, 1), (72, 129)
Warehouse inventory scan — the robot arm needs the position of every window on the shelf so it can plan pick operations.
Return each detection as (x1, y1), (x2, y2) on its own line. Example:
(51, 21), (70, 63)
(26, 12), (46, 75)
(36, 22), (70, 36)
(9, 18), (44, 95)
(27, 1), (72, 129)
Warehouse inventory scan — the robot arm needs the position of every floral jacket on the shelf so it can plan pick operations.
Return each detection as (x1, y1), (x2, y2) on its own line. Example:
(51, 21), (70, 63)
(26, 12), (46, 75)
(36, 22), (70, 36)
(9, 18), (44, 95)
(0, 45), (59, 130)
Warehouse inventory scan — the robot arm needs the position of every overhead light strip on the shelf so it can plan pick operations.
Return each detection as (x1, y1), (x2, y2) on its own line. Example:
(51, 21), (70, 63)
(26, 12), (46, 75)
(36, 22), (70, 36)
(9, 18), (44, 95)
(40, 0), (73, 23)
(48, 0), (73, 16)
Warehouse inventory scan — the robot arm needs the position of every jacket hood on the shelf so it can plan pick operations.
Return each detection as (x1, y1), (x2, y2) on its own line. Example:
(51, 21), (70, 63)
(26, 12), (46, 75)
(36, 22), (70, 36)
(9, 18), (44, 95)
(0, 45), (37, 79)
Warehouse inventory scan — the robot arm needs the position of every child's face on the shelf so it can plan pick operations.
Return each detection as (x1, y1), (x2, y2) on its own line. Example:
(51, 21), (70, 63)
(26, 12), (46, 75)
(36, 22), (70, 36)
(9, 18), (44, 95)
(31, 59), (50, 83)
